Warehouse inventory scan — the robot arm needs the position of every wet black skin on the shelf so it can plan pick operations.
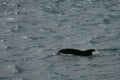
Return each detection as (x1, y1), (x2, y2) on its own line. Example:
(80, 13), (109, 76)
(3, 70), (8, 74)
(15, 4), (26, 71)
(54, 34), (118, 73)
(57, 48), (96, 56)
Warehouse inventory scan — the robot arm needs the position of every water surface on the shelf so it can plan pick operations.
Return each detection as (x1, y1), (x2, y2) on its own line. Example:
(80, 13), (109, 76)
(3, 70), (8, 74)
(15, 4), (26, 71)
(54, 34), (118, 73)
(0, 0), (120, 80)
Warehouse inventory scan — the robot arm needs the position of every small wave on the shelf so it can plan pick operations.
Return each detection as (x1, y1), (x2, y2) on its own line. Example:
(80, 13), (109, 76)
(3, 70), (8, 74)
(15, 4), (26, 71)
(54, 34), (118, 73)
(99, 48), (120, 51)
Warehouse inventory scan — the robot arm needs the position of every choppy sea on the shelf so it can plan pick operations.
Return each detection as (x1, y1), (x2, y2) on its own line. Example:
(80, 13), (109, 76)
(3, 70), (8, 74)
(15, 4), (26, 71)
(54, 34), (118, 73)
(0, 0), (120, 80)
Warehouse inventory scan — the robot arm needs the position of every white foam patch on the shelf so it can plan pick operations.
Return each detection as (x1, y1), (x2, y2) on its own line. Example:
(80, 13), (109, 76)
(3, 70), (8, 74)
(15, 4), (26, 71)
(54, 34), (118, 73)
(59, 53), (73, 56)
(6, 18), (15, 21)
(92, 50), (100, 55)
(52, 52), (73, 56)
(52, 53), (57, 55)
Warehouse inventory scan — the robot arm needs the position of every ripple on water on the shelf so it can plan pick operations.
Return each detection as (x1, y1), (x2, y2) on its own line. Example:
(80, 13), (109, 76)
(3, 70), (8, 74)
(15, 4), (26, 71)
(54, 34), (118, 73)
(0, 65), (21, 78)
(38, 27), (56, 34)
(6, 18), (15, 21)
(0, 40), (8, 50)
(10, 25), (23, 33)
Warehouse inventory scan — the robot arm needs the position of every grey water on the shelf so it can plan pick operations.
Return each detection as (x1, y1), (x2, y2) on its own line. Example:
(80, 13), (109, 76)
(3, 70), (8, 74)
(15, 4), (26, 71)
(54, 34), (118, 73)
(0, 0), (120, 80)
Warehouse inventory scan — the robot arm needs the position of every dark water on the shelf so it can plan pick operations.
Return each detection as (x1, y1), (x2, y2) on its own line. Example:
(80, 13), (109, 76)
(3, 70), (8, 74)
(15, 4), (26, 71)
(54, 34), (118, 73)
(0, 0), (120, 80)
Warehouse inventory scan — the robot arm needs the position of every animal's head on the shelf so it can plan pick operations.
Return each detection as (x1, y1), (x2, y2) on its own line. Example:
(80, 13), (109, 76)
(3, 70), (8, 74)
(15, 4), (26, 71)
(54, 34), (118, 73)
(86, 49), (100, 55)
